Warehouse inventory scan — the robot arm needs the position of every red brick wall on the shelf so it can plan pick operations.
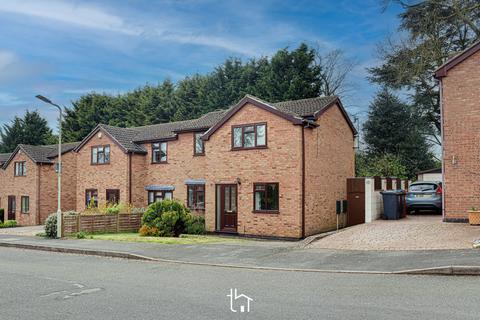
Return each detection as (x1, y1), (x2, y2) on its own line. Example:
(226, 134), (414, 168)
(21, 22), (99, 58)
(0, 151), (39, 225)
(304, 104), (355, 235)
(75, 131), (129, 212)
(442, 50), (480, 221)
(204, 103), (303, 238)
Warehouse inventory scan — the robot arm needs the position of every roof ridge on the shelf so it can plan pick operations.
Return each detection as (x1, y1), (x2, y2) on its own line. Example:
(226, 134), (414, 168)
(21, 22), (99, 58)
(274, 95), (337, 105)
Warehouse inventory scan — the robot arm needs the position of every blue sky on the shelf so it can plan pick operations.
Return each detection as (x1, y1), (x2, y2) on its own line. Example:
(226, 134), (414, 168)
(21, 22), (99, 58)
(0, 0), (402, 131)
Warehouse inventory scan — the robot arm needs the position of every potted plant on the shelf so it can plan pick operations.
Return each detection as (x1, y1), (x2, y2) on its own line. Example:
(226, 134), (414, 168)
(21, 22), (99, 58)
(468, 207), (480, 225)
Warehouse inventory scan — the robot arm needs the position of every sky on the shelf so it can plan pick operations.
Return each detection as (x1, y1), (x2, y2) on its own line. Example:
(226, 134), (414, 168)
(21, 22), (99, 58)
(0, 0), (403, 132)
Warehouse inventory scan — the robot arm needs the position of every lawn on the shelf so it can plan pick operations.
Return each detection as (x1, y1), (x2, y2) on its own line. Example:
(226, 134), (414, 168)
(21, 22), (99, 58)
(84, 233), (250, 245)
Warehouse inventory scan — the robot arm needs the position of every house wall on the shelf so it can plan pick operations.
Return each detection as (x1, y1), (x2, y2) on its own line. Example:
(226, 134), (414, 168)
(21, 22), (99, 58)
(75, 132), (129, 212)
(442, 49), (480, 221)
(364, 178), (384, 223)
(0, 152), (39, 225)
(303, 104), (355, 236)
(137, 132), (207, 215)
(204, 103), (303, 238)
(417, 173), (442, 182)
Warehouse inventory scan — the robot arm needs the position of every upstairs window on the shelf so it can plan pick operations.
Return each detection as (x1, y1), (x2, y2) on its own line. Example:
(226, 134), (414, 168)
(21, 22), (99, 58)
(152, 142), (167, 163)
(194, 133), (205, 155)
(254, 183), (279, 213)
(232, 123), (267, 149)
(187, 184), (205, 210)
(14, 162), (26, 176)
(91, 145), (110, 164)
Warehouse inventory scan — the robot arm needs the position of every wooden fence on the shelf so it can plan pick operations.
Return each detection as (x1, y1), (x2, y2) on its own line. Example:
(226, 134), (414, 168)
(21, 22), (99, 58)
(62, 213), (143, 236)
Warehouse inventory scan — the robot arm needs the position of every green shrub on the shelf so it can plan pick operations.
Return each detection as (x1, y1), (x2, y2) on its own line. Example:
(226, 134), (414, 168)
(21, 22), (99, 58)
(0, 208), (4, 222)
(76, 231), (87, 239)
(45, 214), (58, 238)
(132, 207), (146, 215)
(139, 225), (159, 237)
(105, 204), (120, 215)
(141, 199), (189, 237)
(184, 215), (206, 235)
(0, 220), (17, 228)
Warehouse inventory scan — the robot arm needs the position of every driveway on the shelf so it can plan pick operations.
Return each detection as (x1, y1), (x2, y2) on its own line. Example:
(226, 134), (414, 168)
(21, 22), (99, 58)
(309, 215), (480, 250)
(0, 225), (44, 236)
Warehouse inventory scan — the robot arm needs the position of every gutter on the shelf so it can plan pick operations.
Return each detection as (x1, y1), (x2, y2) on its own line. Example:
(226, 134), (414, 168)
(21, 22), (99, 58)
(301, 126), (306, 238)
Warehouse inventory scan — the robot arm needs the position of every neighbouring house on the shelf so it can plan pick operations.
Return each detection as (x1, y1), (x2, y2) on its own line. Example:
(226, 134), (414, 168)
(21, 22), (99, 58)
(0, 143), (79, 224)
(435, 40), (480, 222)
(416, 168), (442, 182)
(0, 95), (356, 238)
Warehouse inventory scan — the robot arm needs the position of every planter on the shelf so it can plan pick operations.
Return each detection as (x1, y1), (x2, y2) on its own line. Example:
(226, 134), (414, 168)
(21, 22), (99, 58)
(468, 210), (480, 225)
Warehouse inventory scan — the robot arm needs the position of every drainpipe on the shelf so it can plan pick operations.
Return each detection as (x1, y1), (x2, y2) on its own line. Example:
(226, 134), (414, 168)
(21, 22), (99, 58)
(36, 164), (41, 225)
(439, 79), (446, 221)
(128, 153), (132, 204)
(301, 126), (306, 238)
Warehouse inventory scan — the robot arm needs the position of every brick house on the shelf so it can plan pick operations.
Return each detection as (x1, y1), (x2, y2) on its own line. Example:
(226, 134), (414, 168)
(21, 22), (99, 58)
(0, 143), (79, 224)
(435, 41), (480, 222)
(0, 95), (355, 238)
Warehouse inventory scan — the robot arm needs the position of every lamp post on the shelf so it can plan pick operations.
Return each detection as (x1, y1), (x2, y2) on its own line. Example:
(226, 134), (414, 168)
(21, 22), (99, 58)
(36, 94), (62, 238)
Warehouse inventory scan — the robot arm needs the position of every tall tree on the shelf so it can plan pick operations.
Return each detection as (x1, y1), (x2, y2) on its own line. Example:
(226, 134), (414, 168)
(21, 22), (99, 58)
(0, 110), (56, 153)
(362, 88), (436, 178)
(370, 0), (480, 145)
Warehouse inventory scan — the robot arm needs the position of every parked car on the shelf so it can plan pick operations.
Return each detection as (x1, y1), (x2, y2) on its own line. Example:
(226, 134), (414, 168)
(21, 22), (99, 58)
(406, 181), (442, 214)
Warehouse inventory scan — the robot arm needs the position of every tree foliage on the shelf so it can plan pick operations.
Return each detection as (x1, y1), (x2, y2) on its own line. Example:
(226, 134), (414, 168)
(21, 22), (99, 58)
(0, 110), (56, 153)
(356, 152), (408, 178)
(370, 0), (480, 143)
(61, 43), (351, 142)
(361, 88), (436, 178)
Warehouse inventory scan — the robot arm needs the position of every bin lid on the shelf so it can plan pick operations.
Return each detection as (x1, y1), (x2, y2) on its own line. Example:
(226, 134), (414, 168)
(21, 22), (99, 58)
(380, 190), (406, 195)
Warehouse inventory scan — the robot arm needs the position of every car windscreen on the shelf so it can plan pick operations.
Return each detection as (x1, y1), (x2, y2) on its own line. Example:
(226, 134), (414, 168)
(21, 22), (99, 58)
(409, 184), (437, 192)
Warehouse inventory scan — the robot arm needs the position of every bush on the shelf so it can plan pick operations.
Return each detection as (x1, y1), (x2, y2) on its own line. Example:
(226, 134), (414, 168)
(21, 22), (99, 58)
(0, 220), (17, 228)
(45, 214), (58, 238)
(76, 231), (87, 239)
(139, 225), (159, 237)
(141, 200), (189, 237)
(0, 208), (4, 222)
(131, 207), (146, 215)
(184, 215), (206, 235)
(105, 204), (120, 215)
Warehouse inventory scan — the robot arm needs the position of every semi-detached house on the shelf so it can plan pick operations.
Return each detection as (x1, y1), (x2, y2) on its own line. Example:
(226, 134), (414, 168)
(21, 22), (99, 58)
(0, 95), (356, 239)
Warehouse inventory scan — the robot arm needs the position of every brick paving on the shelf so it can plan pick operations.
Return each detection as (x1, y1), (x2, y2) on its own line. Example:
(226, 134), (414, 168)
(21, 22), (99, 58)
(309, 215), (480, 250)
(0, 225), (44, 236)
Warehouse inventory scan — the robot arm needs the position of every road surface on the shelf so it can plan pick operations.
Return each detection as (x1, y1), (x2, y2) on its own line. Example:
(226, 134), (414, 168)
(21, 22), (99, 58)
(0, 247), (478, 320)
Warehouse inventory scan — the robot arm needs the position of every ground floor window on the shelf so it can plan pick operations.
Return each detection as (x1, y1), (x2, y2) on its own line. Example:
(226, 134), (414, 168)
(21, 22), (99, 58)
(148, 190), (173, 205)
(106, 189), (120, 204)
(86, 189), (98, 208)
(253, 183), (279, 213)
(187, 185), (205, 210)
(21, 196), (29, 214)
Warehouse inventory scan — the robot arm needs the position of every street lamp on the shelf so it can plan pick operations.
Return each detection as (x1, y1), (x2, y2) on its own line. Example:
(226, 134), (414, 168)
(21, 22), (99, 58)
(36, 94), (62, 238)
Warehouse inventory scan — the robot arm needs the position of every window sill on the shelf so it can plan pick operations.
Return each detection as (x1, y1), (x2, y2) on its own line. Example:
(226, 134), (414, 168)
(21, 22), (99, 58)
(193, 153), (205, 157)
(21, 212), (29, 214)
(189, 207), (205, 211)
(90, 162), (110, 166)
(252, 210), (279, 214)
(231, 146), (268, 151)
(151, 161), (168, 164)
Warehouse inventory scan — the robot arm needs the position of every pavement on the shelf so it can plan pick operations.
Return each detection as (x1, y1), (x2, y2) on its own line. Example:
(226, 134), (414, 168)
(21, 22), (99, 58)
(1, 247), (479, 320)
(0, 233), (479, 275)
(310, 215), (480, 250)
(0, 225), (44, 236)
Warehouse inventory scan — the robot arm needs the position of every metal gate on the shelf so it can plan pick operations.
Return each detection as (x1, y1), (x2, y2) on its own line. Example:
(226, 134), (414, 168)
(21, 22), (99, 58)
(347, 178), (365, 227)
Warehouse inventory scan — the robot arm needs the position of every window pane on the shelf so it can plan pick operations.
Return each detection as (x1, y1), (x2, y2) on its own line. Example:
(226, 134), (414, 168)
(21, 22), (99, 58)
(244, 126), (254, 133)
(244, 132), (255, 147)
(224, 187), (230, 211)
(187, 186), (194, 207)
(23, 163), (26, 175)
(230, 187), (236, 211)
(92, 148), (97, 163)
(148, 191), (154, 204)
(195, 133), (204, 154)
(233, 127), (242, 148)
(160, 142), (167, 162)
(104, 146), (110, 162)
(98, 151), (105, 164)
(197, 191), (205, 209)
(164, 191), (172, 200)
(256, 124), (266, 146)
(266, 184), (279, 210)
(255, 190), (264, 211)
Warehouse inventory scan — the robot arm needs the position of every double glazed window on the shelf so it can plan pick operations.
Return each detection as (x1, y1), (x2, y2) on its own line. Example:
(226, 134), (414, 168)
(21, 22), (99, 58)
(14, 162), (26, 176)
(21, 196), (29, 214)
(91, 145), (110, 164)
(187, 185), (205, 210)
(232, 123), (266, 149)
(148, 190), (173, 205)
(194, 133), (205, 155)
(254, 183), (279, 213)
(86, 189), (98, 208)
(152, 142), (167, 163)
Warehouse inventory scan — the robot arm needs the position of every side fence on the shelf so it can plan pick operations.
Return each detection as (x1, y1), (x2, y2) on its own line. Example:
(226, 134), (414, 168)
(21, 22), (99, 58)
(62, 213), (143, 236)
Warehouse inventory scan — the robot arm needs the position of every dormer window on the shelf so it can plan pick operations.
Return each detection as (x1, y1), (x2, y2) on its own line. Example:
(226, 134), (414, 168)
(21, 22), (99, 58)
(14, 162), (26, 176)
(232, 123), (267, 150)
(152, 142), (167, 163)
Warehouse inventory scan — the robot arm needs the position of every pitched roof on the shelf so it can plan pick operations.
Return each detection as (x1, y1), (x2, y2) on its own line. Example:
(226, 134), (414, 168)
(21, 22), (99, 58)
(434, 41), (480, 78)
(75, 94), (356, 152)
(417, 168), (442, 175)
(1, 142), (80, 169)
(0, 153), (12, 165)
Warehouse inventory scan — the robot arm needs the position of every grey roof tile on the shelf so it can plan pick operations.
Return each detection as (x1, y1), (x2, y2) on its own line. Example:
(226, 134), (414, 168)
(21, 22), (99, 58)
(0, 153), (12, 164)
(273, 95), (338, 117)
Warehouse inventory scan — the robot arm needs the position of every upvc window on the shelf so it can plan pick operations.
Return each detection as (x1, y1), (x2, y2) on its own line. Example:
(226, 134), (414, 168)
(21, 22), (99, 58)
(187, 185), (205, 209)
(86, 189), (98, 208)
(147, 190), (173, 205)
(91, 145), (110, 164)
(232, 123), (267, 149)
(194, 133), (205, 155)
(152, 142), (167, 163)
(14, 162), (26, 176)
(21, 196), (29, 214)
(253, 183), (279, 213)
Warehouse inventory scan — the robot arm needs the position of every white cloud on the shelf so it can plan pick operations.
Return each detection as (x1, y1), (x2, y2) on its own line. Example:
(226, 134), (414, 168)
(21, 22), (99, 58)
(0, 0), (140, 35)
(0, 92), (27, 105)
